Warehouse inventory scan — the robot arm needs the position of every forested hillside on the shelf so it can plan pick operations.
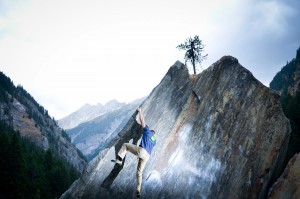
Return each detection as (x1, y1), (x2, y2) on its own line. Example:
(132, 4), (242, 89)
(0, 71), (86, 198)
(270, 46), (300, 164)
(279, 91), (300, 164)
(0, 123), (79, 199)
(270, 47), (300, 96)
(0, 71), (86, 172)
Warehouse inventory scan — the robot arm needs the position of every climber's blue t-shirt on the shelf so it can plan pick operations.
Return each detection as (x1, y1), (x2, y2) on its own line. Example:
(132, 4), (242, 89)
(139, 125), (156, 154)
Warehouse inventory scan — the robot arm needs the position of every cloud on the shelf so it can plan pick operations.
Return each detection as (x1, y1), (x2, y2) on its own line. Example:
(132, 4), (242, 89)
(0, 0), (299, 118)
(250, 1), (298, 38)
(201, 0), (300, 85)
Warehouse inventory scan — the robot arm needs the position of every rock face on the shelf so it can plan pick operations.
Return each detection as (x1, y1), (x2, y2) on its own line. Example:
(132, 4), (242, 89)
(10, 95), (87, 172)
(61, 57), (290, 199)
(268, 153), (300, 199)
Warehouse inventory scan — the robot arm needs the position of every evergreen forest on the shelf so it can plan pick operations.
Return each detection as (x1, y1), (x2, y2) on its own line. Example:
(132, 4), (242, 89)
(270, 46), (300, 165)
(0, 123), (79, 199)
(280, 91), (300, 164)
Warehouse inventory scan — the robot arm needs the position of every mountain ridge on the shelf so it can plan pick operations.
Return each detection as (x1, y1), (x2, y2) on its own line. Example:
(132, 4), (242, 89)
(270, 46), (300, 96)
(0, 71), (87, 172)
(58, 99), (126, 130)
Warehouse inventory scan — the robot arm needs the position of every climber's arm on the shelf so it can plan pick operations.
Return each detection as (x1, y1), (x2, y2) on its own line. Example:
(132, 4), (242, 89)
(137, 108), (146, 128)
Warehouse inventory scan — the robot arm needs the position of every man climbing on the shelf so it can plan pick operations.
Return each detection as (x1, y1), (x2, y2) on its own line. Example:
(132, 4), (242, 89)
(114, 107), (157, 198)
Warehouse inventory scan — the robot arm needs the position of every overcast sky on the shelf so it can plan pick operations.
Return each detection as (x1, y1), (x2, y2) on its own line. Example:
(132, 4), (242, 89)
(0, 0), (299, 119)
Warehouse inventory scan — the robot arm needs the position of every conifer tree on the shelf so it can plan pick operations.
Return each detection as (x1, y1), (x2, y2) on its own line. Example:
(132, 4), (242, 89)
(177, 35), (207, 74)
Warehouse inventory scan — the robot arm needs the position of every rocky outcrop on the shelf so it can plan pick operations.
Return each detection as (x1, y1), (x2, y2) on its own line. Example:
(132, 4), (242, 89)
(61, 56), (290, 199)
(268, 153), (300, 199)
(10, 98), (49, 149)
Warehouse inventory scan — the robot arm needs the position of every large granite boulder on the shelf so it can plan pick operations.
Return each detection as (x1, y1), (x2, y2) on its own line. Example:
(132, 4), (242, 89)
(268, 153), (300, 199)
(61, 56), (290, 199)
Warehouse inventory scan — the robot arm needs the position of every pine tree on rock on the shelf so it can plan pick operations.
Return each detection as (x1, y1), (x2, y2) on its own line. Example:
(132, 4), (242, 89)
(177, 35), (207, 74)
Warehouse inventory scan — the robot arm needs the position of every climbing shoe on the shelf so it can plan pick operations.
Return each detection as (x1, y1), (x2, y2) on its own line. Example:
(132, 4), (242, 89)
(111, 155), (123, 165)
(111, 159), (122, 165)
(136, 191), (141, 198)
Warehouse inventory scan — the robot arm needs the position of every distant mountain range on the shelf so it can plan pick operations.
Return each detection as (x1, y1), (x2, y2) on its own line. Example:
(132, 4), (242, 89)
(58, 98), (145, 161)
(58, 100), (126, 130)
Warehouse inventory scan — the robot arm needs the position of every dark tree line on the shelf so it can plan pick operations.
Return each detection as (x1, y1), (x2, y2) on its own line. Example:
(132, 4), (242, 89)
(0, 71), (14, 103)
(281, 92), (300, 165)
(270, 46), (300, 165)
(0, 123), (79, 199)
(269, 59), (298, 95)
